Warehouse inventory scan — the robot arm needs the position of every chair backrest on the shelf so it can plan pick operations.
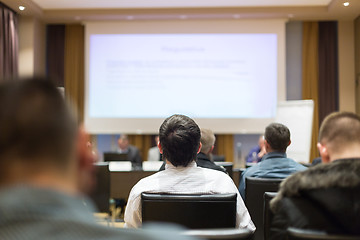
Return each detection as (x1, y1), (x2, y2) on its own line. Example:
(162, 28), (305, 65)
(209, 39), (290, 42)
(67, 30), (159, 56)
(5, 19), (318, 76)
(287, 227), (360, 240)
(245, 177), (283, 240)
(263, 192), (277, 240)
(141, 193), (237, 229)
(215, 162), (233, 178)
(183, 228), (254, 240)
(88, 163), (110, 213)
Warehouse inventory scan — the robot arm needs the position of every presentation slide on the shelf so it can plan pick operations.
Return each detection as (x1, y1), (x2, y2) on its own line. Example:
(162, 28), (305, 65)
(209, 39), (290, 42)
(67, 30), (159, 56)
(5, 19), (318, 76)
(88, 34), (277, 119)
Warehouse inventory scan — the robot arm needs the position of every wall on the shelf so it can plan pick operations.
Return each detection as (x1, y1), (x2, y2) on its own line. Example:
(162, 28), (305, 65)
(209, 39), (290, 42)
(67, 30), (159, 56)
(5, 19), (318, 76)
(338, 20), (356, 112)
(18, 16), (46, 77)
(355, 17), (360, 114)
(286, 21), (303, 101)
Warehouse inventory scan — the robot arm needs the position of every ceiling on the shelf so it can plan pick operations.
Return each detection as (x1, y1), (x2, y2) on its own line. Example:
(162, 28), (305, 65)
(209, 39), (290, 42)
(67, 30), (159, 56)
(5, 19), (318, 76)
(2, 0), (359, 23)
(30, 0), (334, 9)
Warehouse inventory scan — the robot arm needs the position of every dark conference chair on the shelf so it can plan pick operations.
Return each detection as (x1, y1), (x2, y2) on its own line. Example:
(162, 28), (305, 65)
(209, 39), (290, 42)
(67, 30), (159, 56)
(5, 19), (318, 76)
(287, 227), (360, 240)
(88, 163), (110, 213)
(141, 193), (237, 229)
(263, 192), (277, 240)
(245, 177), (283, 240)
(183, 228), (254, 240)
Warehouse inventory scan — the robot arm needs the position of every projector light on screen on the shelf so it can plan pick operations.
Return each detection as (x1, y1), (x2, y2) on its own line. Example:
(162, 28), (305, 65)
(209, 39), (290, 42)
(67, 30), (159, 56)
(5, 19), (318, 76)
(84, 19), (286, 134)
(89, 34), (277, 119)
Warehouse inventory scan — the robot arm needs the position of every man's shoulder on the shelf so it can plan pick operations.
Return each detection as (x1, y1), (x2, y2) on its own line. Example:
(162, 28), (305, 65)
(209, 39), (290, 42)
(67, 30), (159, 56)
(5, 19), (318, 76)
(242, 163), (261, 177)
(272, 159), (360, 205)
(196, 159), (227, 173)
(129, 145), (140, 151)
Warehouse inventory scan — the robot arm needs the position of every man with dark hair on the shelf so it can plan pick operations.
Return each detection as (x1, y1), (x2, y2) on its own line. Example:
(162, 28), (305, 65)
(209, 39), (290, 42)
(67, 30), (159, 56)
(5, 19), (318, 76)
(239, 123), (307, 199)
(269, 112), (360, 240)
(158, 128), (227, 173)
(0, 78), (194, 240)
(125, 114), (255, 230)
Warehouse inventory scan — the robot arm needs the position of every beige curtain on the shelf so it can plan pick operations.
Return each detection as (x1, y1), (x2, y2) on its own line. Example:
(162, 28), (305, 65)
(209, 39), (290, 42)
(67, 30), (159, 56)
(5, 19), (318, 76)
(64, 24), (85, 123)
(302, 22), (320, 162)
(216, 135), (234, 162)
(128, 135), (152, 162)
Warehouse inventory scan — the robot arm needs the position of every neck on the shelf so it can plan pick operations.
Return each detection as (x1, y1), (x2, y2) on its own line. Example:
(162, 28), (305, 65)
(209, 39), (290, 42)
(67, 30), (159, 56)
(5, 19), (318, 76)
(329, 145), (360, 162)
(0, 162), (78, 196)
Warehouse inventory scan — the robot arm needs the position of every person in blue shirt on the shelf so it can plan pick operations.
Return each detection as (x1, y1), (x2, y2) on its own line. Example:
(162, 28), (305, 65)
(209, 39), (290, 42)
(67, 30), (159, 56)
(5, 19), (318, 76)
(239, 123), (307, 200)
(246, 135), (266, 164)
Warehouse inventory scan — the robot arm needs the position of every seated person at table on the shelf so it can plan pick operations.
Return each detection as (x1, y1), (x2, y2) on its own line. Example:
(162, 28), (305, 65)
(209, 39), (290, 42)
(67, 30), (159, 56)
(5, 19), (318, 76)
(147, 136), (161, 161)
(246, 135), (266, 163)
(124, 114), (255, 230)
(269, 112), (360, 240)
(239, 123), (307, 199)
(0, 78), (193, 240)
(118, 134), (142, 168)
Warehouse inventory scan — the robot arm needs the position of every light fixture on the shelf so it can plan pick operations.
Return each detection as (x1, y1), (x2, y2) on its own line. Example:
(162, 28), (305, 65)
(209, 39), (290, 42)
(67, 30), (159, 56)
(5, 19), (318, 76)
(19, 5), (25, 11)
(343, 2), (350, 7)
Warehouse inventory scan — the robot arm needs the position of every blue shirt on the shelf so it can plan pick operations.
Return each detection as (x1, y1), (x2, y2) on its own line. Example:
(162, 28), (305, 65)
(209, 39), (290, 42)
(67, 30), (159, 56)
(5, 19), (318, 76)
(239, 152), (307, 200)
(246, 146), (262, 163)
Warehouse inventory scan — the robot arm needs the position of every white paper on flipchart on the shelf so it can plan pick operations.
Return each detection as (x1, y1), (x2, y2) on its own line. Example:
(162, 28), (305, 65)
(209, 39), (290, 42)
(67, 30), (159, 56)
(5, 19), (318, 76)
(275, 100), (314, 163)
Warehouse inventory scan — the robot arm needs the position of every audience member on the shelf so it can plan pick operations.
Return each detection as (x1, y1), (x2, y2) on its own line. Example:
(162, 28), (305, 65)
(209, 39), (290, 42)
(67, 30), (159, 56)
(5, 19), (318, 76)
(239, 123), (307, 199)
(269, 112), (360, 240)
(147, 136), (161, 161)
(124, 114), (255, 231)
(0, 78), (194, 240)
(159, 128), (227, 173)
(246, 135), (266, 163)
(118, 134), (142, 168)
(197, 129), (227, 173)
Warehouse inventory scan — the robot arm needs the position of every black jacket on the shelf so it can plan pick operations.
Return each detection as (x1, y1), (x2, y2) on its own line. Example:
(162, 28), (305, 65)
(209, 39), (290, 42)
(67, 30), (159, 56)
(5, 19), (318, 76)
(269, 159), (360, 240)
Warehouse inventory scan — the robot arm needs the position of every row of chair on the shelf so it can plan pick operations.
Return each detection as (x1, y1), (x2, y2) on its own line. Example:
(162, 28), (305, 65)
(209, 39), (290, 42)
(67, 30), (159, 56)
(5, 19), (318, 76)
(89, 165), (359, 240)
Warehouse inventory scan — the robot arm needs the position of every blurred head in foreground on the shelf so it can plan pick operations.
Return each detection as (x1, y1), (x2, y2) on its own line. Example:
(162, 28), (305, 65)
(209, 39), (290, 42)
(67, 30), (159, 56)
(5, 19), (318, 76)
(317, 111), (360, 163)
(158, 114), (201, 167)
(0, 78), (95, 194)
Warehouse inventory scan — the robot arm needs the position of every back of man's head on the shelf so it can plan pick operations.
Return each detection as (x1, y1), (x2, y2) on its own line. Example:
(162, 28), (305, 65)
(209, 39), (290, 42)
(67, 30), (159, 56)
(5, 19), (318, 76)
(319, 112), (360, 155)
(264, 123), (290, 153)
(0, 78), (77, 183)
(200, 129), (215, 155)
(159, 114), (201, 167)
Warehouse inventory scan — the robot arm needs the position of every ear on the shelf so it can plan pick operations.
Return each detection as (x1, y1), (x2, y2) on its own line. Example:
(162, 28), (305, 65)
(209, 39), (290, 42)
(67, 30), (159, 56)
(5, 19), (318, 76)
(317, 142), (330, 163)
(288, 140), (291, 147)
(264, 139), (271, 152)
(76, 126), (96, 193)
(157, 141), (163, 154)
(197, 142), (202, 154)
(209, 145), (215, 154)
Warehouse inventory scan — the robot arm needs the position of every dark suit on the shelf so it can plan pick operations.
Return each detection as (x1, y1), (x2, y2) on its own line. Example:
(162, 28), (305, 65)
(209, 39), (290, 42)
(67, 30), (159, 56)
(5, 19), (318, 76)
(119, 145), (142, 169)
(196, 152), (228, 174)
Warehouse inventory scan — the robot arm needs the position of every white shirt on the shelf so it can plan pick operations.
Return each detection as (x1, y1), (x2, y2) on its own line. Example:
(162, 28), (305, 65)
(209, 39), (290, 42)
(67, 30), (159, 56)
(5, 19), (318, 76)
(147, 146), (161, 161)
(124, 162), (255, 231)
